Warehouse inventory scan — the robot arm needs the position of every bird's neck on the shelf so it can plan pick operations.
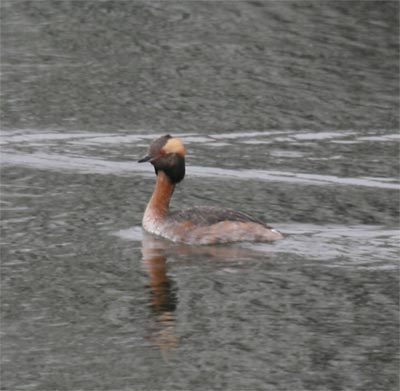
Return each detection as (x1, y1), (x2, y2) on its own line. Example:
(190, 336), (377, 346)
(144, 171), (175, 220)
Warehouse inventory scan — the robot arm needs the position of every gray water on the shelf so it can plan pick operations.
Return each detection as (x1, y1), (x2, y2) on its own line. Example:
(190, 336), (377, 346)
(1, 1), (399, 391)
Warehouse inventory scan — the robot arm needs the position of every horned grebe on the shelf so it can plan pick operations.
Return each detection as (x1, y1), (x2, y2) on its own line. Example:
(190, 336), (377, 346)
(138, 134), (283, 244)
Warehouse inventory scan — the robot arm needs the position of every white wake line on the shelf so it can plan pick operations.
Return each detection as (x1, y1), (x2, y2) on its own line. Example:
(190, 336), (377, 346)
(114, 224), (399, 270)
(115, 224), (400, 242)
(1, 129), (399, 144)
(190, 166), (400, 189)
(1, 151), (399, 190)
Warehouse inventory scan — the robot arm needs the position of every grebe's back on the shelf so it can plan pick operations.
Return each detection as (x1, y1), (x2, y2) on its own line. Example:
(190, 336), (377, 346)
(139, 134), (283, 245)
(169, 206), (267, 226)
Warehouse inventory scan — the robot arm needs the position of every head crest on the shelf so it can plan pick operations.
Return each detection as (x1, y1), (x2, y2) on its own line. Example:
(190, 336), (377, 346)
(162, 136), (185, 156)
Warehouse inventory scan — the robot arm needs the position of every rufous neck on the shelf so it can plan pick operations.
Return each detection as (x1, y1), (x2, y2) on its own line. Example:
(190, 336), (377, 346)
(145, 171), (175, 218)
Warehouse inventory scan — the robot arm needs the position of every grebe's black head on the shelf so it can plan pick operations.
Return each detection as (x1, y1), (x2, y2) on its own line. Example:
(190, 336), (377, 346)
(138, 134), (185, 184)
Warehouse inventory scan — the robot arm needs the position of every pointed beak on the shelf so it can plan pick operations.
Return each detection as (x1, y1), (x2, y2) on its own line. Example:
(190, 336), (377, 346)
(138, 154), (152, 163)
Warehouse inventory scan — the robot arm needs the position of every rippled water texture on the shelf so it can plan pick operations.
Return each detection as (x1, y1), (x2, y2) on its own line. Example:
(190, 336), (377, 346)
(1, 1), (399, 391)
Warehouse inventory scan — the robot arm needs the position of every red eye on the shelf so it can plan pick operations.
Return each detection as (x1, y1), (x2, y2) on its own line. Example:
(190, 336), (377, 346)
(153, 150), (166, 160)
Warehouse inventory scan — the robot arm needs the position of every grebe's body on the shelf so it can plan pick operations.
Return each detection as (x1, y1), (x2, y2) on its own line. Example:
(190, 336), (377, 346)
(139, 135), (283, 245)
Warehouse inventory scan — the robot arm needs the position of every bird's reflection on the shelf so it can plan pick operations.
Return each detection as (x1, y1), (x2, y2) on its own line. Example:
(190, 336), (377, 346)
(141, 232), (179, 355)
(142, 241), (178, 314)
(140, 231), (273, 355)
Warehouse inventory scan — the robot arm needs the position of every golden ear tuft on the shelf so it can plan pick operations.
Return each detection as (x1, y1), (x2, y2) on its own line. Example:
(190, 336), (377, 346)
(162, 137), (185, 156)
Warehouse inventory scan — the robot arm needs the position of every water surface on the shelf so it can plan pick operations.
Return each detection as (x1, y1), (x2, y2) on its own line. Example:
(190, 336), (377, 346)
(1, 1), (399, 391)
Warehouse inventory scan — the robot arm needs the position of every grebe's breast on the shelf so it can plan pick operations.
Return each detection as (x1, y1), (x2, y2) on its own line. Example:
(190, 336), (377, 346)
(146, 206), (283, 245)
